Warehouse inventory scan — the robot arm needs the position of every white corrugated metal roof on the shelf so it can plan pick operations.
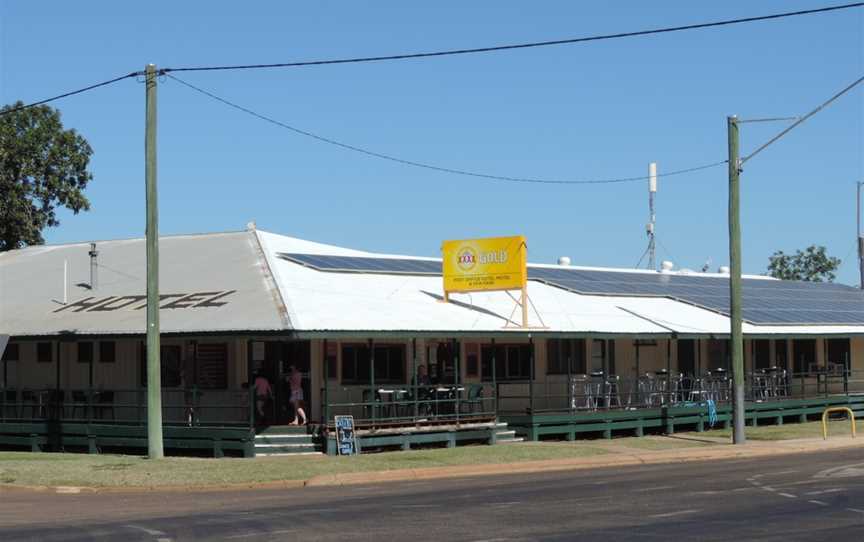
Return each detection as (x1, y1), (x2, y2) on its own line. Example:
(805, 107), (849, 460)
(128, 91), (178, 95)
(2, 229), (862, 337)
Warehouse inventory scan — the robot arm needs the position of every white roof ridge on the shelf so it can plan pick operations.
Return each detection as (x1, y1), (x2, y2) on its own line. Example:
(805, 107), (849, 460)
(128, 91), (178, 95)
(7, 229), (250, 252)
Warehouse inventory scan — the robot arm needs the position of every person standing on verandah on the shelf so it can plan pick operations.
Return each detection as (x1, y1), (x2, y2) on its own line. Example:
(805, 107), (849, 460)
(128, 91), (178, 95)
(288, 365), (307, 425)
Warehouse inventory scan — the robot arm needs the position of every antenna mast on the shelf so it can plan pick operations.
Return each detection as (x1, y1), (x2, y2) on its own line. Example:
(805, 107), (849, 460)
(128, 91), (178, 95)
(647, 162), (657, 270)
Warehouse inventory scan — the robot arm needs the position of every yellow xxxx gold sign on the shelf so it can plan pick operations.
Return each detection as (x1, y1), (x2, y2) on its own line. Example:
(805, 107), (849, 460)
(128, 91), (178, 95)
(441, 236), (527, 293)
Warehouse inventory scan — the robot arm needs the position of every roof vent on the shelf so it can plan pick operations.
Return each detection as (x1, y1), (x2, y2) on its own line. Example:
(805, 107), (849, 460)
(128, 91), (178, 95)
(557, 256), (571, 266)
(246, 221), (257, 231)
(660, 260), (674, 273)
(718, 265), (731, 274)
(89, 243), (98, 290)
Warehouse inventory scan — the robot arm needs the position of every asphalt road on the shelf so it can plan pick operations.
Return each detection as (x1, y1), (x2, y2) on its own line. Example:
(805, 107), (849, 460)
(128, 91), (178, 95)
(2, 447), (864, 541)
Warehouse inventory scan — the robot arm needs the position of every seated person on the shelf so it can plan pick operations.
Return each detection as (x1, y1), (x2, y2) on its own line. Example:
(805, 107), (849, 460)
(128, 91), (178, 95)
(412, 364), (434, 403)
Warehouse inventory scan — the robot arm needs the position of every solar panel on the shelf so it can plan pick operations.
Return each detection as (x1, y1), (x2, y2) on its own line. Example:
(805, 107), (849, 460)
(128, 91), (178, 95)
(276, 252), (864, 325)
(278, 253), (441, 275)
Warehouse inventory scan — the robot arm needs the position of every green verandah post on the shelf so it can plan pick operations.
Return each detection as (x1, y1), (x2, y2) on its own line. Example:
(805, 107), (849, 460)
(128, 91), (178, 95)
(529, 336), (535, 413)
(565, 339), (572, 413)
(453, 338), (460, 424)
(412, 338), (418, 423)
(369, 338), (375, 427)
(88, 344), (94, 424)
(322, 339), (329, 428)
(667, 338), (672, 404)
(635, 340), (641, 406)
(247, 341), (254, 429)
(491, 338), (497, 415)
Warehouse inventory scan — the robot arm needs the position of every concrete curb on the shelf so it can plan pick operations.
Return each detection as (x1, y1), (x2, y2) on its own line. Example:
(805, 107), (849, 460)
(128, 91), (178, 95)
(304, 437), (864, 487)
(0, 479), (307, 495)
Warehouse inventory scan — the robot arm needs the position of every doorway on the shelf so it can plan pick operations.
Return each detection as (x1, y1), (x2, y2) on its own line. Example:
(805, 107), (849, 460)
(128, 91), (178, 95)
(257, 340), (311, 425)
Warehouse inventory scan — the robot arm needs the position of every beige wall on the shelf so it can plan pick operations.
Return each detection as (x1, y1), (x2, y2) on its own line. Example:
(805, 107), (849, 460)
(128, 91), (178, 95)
(6, 334), (864, 421)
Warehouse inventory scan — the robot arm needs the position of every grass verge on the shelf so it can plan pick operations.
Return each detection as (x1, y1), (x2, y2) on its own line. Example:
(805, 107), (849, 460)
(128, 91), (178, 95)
(696, 419), (864, 441)
(0, 443), (608, 489)
(1, 419), (859, 489)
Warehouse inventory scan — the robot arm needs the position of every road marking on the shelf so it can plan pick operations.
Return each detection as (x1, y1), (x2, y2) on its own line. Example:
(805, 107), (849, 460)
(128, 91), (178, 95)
(846, 508), (864, 514)
(767, 469), (800, 476)
(488, 501), (522, 507)
(634, 485), (676, 492)
(227, 530), (294, 539)
(647, 509), (701, 519)
(393, 504), (440, 509)
(804, 488), (844, 496)
(760, 486), (777, 492)
(127, 525), (166, 536)
(815, 463), (864, 479)
(778, 493), (797, 499)
(808, 500), (829, 506)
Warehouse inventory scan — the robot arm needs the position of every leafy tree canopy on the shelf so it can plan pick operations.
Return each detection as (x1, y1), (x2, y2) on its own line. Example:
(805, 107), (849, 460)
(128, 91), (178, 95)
(767, 245), (841, 282)
(0, 102), (93, 251)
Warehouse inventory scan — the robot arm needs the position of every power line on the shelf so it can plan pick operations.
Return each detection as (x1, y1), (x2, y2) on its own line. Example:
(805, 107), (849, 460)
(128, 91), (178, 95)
(161, 3), (864, 74)
(167, 73), (726, 186)
(0, 72), (140, 116)
(3, 3), (861, 115)
(737, 116), (799, 124)
(742, 74), (864, 164)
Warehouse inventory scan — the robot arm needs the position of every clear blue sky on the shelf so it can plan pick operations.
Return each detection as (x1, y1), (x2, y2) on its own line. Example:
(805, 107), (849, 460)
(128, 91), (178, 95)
(2, 1), (862, 283)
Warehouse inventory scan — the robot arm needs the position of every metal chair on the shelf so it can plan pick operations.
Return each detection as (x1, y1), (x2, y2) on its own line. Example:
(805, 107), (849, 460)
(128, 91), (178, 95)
(569, 375), (593, 410)
(94, 391), (115, 420)
(69, 391), (89, 420)
(2, 389), (18, 419)
(604, 375), (623, 409)
(460, 384), (485, 414)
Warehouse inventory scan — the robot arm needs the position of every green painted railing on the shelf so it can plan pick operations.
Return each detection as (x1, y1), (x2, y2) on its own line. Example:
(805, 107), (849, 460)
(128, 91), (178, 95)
(0, 387), (251, 428)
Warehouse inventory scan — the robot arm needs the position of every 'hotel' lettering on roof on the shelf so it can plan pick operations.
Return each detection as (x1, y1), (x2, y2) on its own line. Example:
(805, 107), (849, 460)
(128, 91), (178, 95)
(52, 290), (237, 313)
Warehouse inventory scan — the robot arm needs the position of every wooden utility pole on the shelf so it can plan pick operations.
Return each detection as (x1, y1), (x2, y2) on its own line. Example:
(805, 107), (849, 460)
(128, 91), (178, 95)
(145, 63), (164, 459)
(727, 115), (746, 445)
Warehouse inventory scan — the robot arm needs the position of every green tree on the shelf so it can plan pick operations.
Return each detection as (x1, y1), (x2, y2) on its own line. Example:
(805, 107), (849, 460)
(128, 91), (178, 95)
(767, 245), (841, 282)
(0, 102), (93, 251)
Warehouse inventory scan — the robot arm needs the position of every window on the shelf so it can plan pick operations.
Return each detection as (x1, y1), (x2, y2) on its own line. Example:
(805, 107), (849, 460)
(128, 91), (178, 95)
(792, 339), (817, 375)
(196, 343), (228, 389)
(753, 339), (770, 370)
(37, 342), (53, 363)
(99, 341), (116, 363)
(1, 343), (19, 362)
(708, 339), (729, 370)
(77, 342), (94, 363)
(341, 344), (405, 384)
(678, 339), (696, 376)
(547, 339), (586, 375)
(774, 340), (788, 370)
(326, 341), (338, 380)
(481, 344), (532, 381)
(826, 338), (851, 374)
(465, 344), (479, 378)
(140, 344), (183, 387)
(590, 340), (615, 374)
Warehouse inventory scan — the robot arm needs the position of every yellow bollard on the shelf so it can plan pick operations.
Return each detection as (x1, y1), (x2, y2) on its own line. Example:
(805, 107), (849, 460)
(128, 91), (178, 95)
(821, 407), (856, 440)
